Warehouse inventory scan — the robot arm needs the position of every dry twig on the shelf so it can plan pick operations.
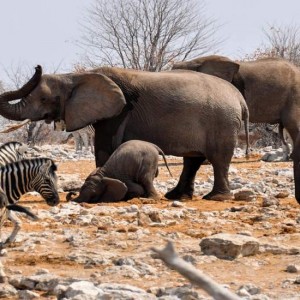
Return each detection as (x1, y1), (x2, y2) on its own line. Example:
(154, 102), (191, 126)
(0, 119), (31, 133)
(152, 241), (240, 300)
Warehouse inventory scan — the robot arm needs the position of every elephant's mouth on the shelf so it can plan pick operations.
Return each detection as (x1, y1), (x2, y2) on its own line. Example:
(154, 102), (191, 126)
(44, 113), (59, 124)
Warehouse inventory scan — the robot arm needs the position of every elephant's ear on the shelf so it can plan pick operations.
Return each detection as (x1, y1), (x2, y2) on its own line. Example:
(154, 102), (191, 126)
(200, 60), (240, 82)
(101, 177), (128, 202)
(65, 74), (126, 131)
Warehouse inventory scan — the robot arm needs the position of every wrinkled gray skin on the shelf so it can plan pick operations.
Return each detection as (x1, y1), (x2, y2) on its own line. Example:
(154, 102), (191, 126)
(172, 55), (300, 203)
(0, 65), (249, 200)
(70, 140), (172, 203)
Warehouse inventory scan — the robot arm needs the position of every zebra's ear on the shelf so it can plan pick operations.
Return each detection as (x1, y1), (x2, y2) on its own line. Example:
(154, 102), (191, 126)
(51, 164), (57, 172)
(40, 160), (53, 173)
(17, 144), (28, 155)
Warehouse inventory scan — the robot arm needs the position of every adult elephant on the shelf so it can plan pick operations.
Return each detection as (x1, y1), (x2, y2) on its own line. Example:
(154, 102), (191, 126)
(0, 65), (249, 200)
(172, 55), (300, 203)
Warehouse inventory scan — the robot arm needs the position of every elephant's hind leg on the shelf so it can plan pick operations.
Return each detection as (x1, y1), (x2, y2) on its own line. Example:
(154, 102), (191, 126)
(203, 152), (233, 201)
(124, 181), (145, 200)
(165, 156), (206, 200)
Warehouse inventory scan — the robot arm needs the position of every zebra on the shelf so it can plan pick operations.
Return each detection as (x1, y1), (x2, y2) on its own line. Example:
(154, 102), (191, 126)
(0, 158), (59, 246)
(0, 141), (38, 231)
(0, 141), (28, 166)
(72, 125), (95, 153)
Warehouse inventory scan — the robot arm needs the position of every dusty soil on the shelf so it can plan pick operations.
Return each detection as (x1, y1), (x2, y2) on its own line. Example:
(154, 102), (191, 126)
(1, 156), (300, 299)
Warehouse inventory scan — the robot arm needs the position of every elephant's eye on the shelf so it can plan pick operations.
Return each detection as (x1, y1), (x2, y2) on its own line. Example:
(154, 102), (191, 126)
(41, 97), (47, 102)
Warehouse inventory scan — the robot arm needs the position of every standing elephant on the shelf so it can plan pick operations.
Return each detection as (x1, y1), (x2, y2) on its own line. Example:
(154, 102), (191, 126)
(172, 55), (300, 203)
(68, 140), (173, 203)
(0, 65), (249, 200)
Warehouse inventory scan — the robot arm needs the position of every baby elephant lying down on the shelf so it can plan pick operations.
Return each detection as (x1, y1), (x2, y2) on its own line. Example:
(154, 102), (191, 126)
(68, 140), (172, 203)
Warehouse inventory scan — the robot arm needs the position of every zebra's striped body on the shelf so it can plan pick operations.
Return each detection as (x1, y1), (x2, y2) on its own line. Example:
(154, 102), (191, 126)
(0, 141), (36, 229)
(0, 141), (28, 166)
(0, 157), (59, 205)
(0, 158), (59, 246)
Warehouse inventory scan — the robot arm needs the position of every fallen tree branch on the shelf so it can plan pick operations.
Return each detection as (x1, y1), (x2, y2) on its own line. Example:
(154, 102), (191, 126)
(151, 241), (240, 300)
(0, 119), (31, 133)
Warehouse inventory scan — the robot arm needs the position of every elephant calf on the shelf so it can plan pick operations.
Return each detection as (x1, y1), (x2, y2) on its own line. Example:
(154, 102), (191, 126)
(69, 140), (172, 203)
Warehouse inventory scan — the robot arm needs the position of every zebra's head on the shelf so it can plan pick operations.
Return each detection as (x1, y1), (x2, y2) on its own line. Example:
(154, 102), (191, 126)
(32, 159), (59, 206)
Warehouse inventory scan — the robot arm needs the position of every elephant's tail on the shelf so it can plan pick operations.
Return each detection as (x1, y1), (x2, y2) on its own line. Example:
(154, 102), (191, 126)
(241, 102), (250, 157)
(155, 147), (173, 177)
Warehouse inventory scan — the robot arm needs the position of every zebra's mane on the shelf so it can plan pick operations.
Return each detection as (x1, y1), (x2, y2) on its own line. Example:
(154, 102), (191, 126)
(0, 141), (22, 149)
(0, 157), (57, 172)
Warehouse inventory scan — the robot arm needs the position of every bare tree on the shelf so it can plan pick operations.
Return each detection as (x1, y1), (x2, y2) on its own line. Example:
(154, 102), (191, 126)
(79, 0), (220, 71)
(0, 81), (4, 93)
(263, 23), (300, 66)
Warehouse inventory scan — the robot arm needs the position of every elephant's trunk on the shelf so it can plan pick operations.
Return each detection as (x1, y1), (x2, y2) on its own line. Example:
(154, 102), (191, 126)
(0, 65), (42, 121)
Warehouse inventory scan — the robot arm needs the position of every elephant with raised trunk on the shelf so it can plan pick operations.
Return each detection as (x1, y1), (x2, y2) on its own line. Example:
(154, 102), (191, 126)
(172, 55), (300, 203)
(0, 65), (249, 200)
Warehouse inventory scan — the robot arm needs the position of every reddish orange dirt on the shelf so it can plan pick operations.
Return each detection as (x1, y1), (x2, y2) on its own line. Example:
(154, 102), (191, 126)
(1, 157), (300, 299)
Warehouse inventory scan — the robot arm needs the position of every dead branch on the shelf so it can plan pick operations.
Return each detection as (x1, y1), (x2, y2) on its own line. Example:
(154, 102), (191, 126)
(152, 241), (240, 300)
(0, 119), (31, 133)
(79, 0), (221, 71)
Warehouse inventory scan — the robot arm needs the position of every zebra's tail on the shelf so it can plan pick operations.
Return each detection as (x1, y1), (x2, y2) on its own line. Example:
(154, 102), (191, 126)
(6, 204), (38, 220)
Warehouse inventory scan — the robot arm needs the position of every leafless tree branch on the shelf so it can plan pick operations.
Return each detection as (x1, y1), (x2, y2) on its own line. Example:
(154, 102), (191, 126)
(152, 241), (241, 300)
(78, 0), (221, 70)
(263, 23), (300, 66)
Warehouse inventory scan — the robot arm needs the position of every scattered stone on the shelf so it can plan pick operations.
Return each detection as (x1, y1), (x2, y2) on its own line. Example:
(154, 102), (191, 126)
(18, 290), (40, 299)
(234, 189), (256, 201)
(237, 283), (261, 296)
(286, 265), (300, 273)
(65, 281), (100, 298)
(171, 201), (184, 208)
(262, 196), (279, 207)
(200, 233), (259, 260)
(0, 283), (18, 298)
(275, 190), (290, 198)
(97, 283), (156, 299)
(137, 212), (151, 226)
(259, 244), (300, 255)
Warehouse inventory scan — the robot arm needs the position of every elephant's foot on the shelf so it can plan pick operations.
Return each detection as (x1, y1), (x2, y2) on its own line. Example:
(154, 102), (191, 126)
(202, 191), (233, 201)
(165, 186), (193, 200)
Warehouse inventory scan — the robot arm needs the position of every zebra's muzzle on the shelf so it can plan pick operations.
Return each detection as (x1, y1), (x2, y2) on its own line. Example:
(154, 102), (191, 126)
(46, 195), (60, 206)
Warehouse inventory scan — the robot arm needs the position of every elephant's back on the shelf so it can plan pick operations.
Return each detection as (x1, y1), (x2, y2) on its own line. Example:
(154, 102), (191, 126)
(104, 140), (159, 180)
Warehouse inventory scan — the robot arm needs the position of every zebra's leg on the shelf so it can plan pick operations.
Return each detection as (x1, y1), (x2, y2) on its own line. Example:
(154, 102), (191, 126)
(4, 211), (21, 245)
(81, 132), (90, 153)
(72, 132), (81, 152)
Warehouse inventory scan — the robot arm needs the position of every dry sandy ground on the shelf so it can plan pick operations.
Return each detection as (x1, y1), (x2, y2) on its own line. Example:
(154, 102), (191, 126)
(1, 156), (300, 299)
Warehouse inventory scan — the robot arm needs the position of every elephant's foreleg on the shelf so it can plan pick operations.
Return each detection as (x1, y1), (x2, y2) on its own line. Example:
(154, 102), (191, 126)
(139, 177), (160, 200)
(165, 157), (206, 200)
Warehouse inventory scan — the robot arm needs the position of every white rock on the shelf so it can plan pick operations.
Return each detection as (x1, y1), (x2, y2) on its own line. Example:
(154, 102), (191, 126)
(18, 290), (40, 299)
(65, 281), (101, 298)
(200, 233), (260, 260)
(0, 283), (18, 298)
